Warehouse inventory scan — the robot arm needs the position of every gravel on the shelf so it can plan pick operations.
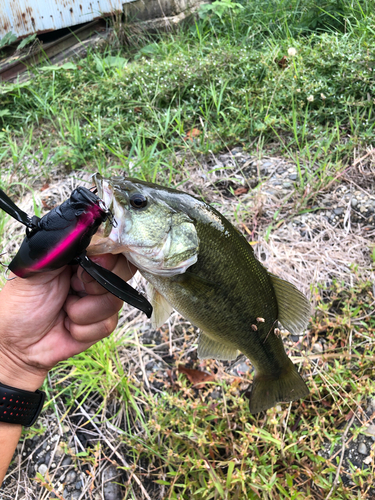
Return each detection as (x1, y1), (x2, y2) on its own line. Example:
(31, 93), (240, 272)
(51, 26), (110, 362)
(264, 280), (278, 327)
(358, 443), (368, 455)
(38, 463), (48, 476)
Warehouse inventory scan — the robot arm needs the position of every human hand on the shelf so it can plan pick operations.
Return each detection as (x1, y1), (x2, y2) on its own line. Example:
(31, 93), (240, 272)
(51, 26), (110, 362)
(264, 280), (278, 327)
(0, 254), (136, 392)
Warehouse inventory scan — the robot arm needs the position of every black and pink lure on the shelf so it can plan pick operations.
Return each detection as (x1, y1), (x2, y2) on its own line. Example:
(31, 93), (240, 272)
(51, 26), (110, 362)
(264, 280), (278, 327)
(0, 186), (152, 317)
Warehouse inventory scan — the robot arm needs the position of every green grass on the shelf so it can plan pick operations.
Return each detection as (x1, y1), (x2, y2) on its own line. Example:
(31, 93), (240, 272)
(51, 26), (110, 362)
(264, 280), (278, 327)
(1, 0), (375, 497)
(44, 281), (375, 499)
(1, 0), (375, 190)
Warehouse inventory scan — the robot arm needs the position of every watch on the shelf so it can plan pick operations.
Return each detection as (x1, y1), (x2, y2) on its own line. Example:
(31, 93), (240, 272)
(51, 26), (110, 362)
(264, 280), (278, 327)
(0, 382), (45, 427)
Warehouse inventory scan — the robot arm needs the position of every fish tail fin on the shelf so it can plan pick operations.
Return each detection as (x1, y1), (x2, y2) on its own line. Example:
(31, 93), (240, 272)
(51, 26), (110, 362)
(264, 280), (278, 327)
(249, 360), (309, 414)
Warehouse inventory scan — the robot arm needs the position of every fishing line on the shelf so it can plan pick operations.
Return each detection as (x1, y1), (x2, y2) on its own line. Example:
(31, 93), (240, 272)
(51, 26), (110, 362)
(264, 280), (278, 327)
(263, 319), (279, 344)
(0, 252), (16, 280)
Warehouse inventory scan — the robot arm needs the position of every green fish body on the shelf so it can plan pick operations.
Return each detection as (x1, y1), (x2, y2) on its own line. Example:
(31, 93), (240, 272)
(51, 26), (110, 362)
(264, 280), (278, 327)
(89, 175), (310, 413)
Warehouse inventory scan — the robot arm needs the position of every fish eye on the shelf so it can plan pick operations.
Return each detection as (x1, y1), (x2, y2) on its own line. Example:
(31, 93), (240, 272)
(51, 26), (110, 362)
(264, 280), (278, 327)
(130, 193), (147, 209)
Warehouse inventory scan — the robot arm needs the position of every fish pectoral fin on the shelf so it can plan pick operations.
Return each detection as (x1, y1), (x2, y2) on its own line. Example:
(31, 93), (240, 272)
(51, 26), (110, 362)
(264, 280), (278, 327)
(198, 332), (239, 361)
(249, 359), (309, 414)
(146, 283), (174, 329)
(270, 274), (311, 335)
(171, 272), (217, 296)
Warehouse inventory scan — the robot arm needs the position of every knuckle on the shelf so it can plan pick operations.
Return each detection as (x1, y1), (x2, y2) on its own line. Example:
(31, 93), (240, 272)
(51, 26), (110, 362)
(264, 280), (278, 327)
(103, 293), (122, 314)
(103, 314), (118, 336)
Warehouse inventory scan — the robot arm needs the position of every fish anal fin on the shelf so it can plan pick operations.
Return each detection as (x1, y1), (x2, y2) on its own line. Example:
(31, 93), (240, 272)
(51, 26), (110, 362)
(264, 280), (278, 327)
(146, 283), (174, 329)
(198, 332), (239, 361)
(270, 274), (311, 335)
(249, 359), (309, 414)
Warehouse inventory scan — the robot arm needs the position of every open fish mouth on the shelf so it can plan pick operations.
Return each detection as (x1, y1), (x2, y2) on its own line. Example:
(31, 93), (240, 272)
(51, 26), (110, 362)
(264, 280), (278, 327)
(89, 174), (199, 276)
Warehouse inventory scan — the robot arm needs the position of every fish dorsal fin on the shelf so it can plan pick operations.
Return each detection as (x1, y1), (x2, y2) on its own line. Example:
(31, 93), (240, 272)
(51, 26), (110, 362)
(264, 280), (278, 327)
(146, 283), (174, 329)
(198, 332), (239, 361)
(270, 274), (311, 334)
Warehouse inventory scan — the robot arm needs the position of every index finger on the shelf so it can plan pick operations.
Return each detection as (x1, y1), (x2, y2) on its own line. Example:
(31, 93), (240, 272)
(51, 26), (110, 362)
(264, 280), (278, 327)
(71, 254), (137, 295)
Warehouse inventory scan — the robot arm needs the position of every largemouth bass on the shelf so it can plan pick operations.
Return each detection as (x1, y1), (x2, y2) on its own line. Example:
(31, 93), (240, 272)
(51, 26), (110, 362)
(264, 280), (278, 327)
(88, 174), (310, 413)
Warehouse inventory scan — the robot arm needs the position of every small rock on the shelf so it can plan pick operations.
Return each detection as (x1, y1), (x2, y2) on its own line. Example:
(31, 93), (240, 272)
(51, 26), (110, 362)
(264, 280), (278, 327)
(368, 398), (375, 413)
(36, 451), (46, 465)
(38, 463), (48, 476)
(312, 343), (323, 354)
(62, 457), (73, 467)
(351, 198), (358, 208)
(262, 161), (274, 168)
(54, 444), (65, 459)
(234, 362), (250, 374)
(334, 207), (344, 216)
(290, 334), (302, 343)
(363, 424), (375, 436)
(358, 443), (367, 455)
(289, 173), (298, 181)
(103, 466), (121, 500)
(282, 182), (292, 189)
(66, 470), (77, 485)
(209, 390), (221, 400)
(71, 492), (81, 500)
(75, 480), (83, 489)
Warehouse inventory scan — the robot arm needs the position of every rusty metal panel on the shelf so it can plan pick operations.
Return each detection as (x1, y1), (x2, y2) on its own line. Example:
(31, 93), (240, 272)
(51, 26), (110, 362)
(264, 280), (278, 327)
(0, 0), (135, 39)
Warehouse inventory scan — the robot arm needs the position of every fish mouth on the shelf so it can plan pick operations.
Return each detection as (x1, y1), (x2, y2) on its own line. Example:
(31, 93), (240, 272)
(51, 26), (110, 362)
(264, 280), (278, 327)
(88, 174), (126, 255)
(90, 174), (199, 276)
(93, 173), (114, 214)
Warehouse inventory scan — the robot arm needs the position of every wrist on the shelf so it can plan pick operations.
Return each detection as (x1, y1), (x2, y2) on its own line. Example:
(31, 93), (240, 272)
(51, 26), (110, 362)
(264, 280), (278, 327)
(0, 350), (47, 392)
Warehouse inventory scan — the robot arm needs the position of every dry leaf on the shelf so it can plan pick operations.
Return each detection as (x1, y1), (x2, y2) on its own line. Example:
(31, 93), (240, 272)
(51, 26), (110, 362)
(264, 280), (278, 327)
(275, 56), (288, 69)
(185, 128), (201, 141)
(41, 199), (55, 210)
(234, 186), (249, 196)
(345, 410), (354, 421)
(178, 365), (215, 388)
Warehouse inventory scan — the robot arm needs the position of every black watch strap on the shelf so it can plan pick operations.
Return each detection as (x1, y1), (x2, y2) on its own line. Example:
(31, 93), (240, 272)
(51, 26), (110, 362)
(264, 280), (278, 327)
(0, 382), (45, 427)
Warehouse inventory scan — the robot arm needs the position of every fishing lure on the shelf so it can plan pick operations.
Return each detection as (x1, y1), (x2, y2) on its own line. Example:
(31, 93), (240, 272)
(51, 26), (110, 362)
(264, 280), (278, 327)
(0, 186), (152, 317)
